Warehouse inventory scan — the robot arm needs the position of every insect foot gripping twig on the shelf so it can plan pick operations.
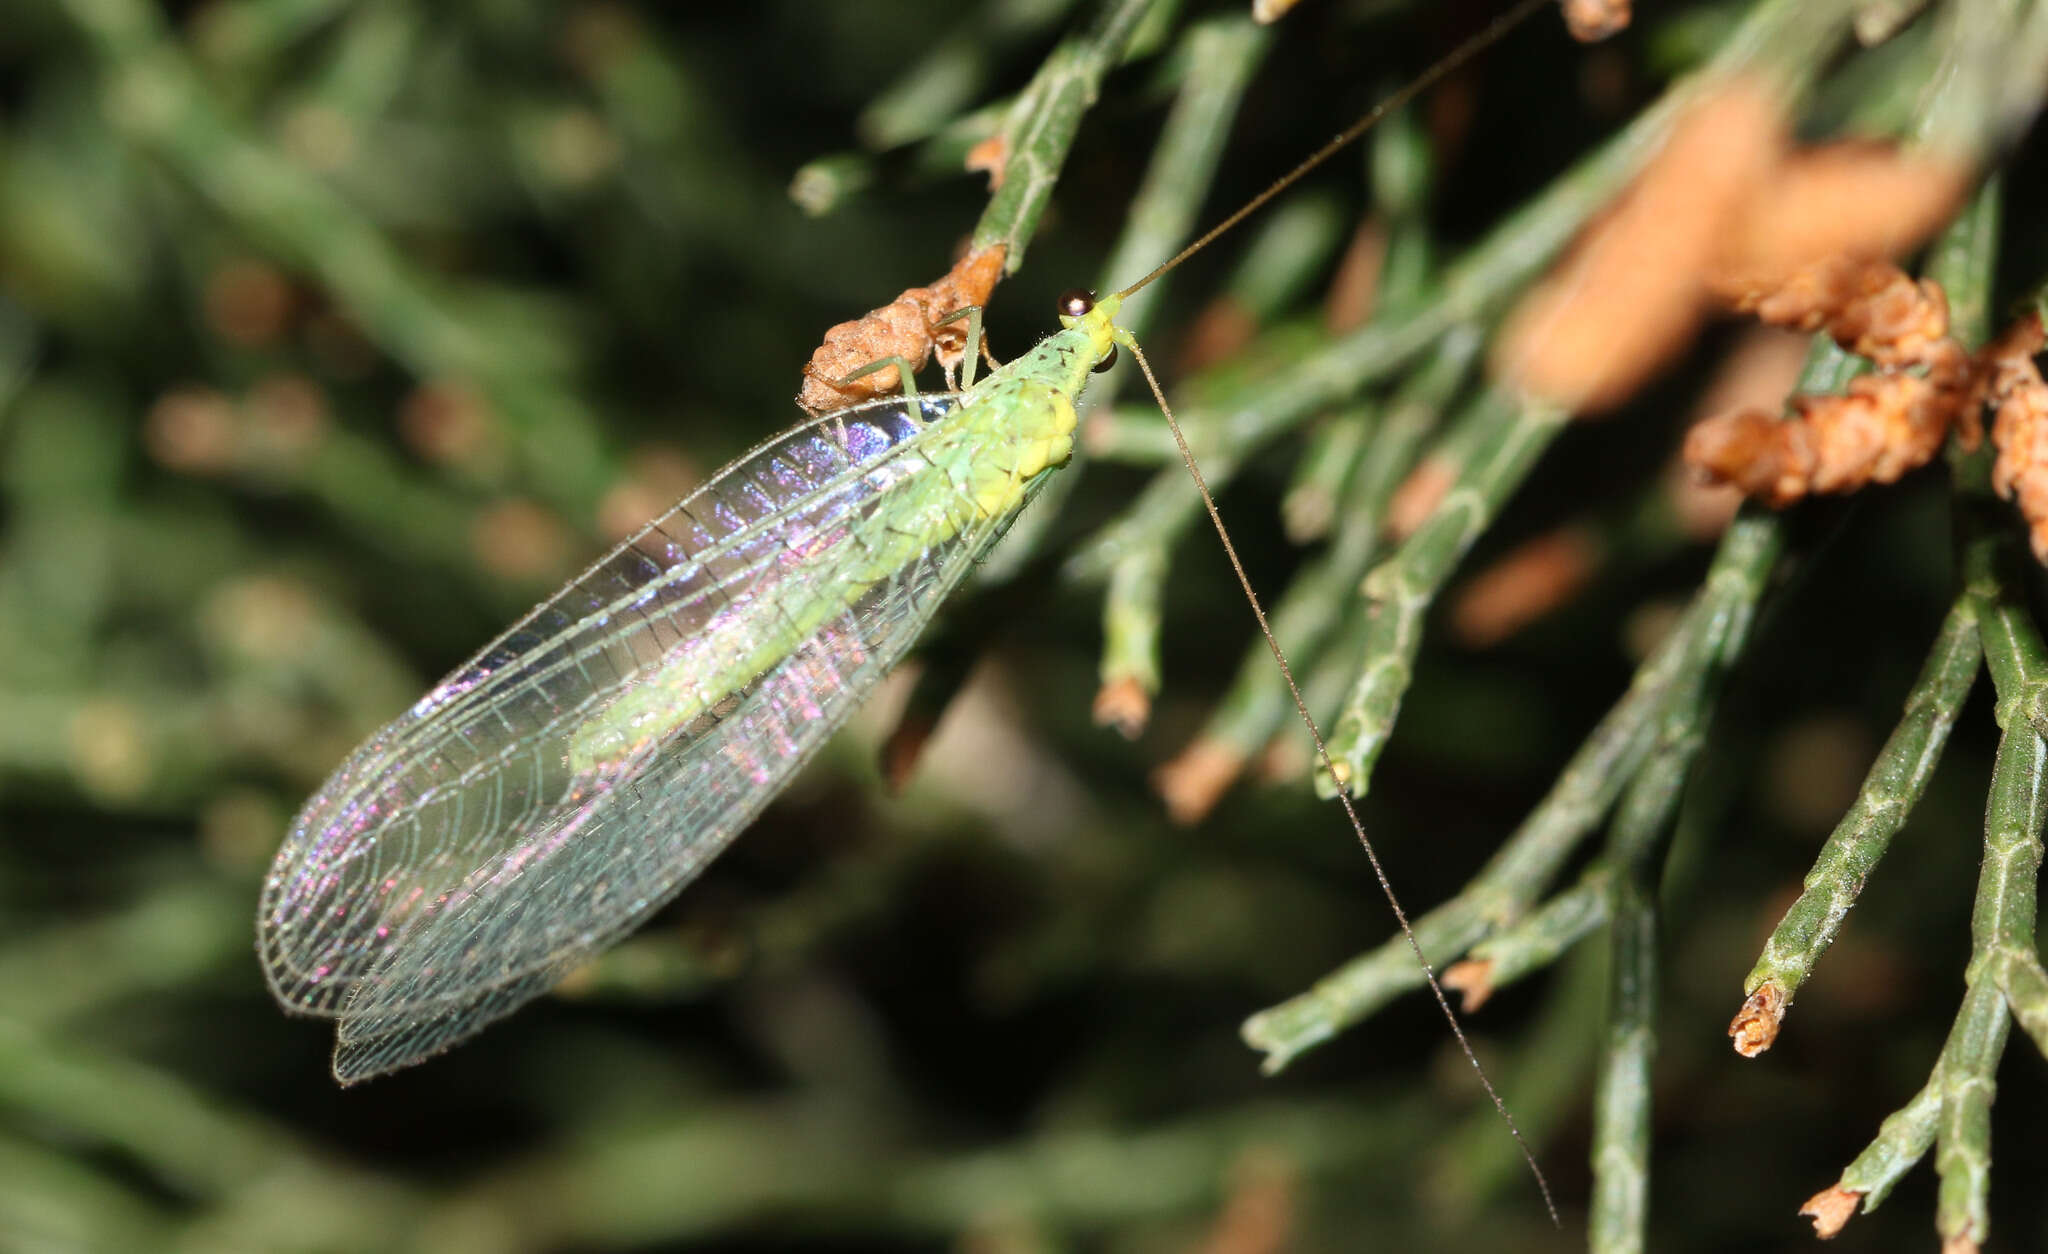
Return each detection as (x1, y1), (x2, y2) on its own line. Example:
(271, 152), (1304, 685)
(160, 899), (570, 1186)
(796, 244), (1007, 416)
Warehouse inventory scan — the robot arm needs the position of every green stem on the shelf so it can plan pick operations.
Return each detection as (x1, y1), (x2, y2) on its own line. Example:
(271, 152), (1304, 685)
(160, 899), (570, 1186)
(1220, 193), (1354, 325)
(1070, 0), (1854, 600)
(1820, 175), (2026, 1250)
(1244, 336), (1860, 1072)
(1172, 0), (1853, 461)
(1840, 1075), (1941, 1208)
(1188, 329), (1480, 779)
(1937, 176), (2039, 1253)
(981, 12), (1271, 589)
(1587, 564), (1759, 1252)
(856, 0), (1086, 150)
(1093, 15), (1270, 347)
(788, 153), (875, 217)
(970, 0), (1161, 271)
(1583, 404), (1828, 1248)
(1281, 410), (1371, 544)
(1318, 391), (1567, 797)
(1589, 864), (1656, 1254)
(1243, 593), (1702, 1071)
(1738, 601), (1980, 1016)
(1098, 546), (1165, 704)
(1912, 0), (2048, 158)
(1461, 866), (1611, 999)
(1281, 106), (1436, 546)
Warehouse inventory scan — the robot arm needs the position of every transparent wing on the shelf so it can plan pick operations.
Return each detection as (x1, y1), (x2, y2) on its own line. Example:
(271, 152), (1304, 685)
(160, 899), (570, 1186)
(257, 394), (1010, 1079)
(332, 532), (994, 1080)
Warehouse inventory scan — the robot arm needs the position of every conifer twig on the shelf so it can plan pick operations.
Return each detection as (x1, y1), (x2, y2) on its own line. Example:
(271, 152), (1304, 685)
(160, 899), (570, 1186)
(969, 0), (1160, 271)
(1732, 600), (1979, 1054)
(1584, 342), (1867, 1248)
(1447, 868), (1611, 1010)
(979, 13), (1272, 587)
(857, 0), (1086, 150)
(1153, 109), (1454, 818)
(1072, 0), (1856, 610)
(1157, 329), (1479, 821)
(1589, 546), (1760, 1251)
(1805, 176), (2034, 1254)
(1009, 16), (1274, 711)
(1317, 391), (1567, 796)
(1245, 590), (1704, 1069)
(1244, 336), (1861, 1071)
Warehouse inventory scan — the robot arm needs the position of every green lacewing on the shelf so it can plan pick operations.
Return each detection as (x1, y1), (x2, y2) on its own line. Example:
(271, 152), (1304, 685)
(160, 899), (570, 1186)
(257, 25), (1557, 1209)
(259, 293), (1130, 1081)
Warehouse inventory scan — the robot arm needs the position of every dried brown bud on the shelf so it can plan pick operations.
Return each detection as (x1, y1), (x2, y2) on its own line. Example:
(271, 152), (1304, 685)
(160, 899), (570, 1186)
(1799, 1183), (1861, 1239)
(1686, 259), (1977, 507)
(880, 710), (938, 795)
(1718, 258), (1957, 376)
(1093, 676), (1152, 739)
(1323, 218), (1387, 335)
(964, 134), (1009, 192)
(1728, 982), (1787, 1058)
(1449, 526), (1601, 647)
(798, 244), (1007, 416)
(1684, 407), (1808, 507)
(1991, 377), (2048, 559)
(1153, 738), (1249, 826)
(1441, 959), (1496, 1012)
(1983, 314), (2048, 560)
(204, 258), (296, 347)
(144, 386), (239, 475)
(1385, 453), (1457, 540)
(399, 380), (496, 466)
(597, 445), (699, 541)
(1200, 1147), (1297, 1254)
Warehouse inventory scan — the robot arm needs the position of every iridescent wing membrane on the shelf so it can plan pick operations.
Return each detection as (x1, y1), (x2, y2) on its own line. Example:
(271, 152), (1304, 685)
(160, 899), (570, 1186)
(259, 394), (1006, 1081)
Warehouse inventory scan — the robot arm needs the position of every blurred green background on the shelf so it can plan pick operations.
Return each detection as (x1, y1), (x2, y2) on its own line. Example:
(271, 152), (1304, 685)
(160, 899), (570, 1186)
(3, 0), (2047, 1250)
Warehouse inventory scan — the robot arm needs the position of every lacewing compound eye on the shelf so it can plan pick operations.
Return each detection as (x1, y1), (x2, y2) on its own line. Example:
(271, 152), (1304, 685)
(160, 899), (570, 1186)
(1093, 343), (1118, 373)
(1058, 288), (1095, 317)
